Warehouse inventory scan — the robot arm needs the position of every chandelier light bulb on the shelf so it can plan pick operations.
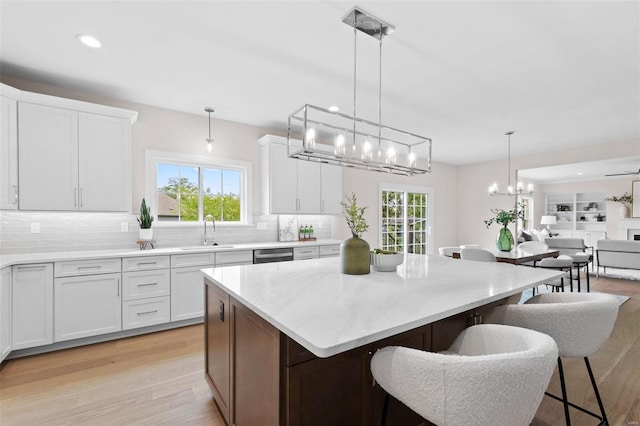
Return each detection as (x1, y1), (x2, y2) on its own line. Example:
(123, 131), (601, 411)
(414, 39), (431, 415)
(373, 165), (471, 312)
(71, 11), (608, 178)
(408, 151), (416, 167)
(335, 134), (345, 155)
(206, 141), (213, 153)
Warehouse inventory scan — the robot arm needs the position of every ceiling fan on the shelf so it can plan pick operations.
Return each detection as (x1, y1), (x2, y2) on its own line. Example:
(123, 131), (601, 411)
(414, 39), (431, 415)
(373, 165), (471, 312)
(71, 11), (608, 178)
(605, 168), (640, 177)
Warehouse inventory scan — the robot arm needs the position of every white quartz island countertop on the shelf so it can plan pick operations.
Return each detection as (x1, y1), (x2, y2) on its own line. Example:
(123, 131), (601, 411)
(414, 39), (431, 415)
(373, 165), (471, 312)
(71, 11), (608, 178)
(202, 254), (564, 358)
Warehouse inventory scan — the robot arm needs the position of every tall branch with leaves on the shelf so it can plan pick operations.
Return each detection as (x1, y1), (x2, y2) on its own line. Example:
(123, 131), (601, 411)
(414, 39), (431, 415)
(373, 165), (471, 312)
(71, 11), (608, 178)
(340, 193), (369, 238)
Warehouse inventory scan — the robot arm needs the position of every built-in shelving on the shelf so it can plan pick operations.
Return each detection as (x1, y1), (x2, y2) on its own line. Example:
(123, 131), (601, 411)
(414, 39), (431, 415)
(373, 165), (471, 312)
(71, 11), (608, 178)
(545, 192), (606, 245)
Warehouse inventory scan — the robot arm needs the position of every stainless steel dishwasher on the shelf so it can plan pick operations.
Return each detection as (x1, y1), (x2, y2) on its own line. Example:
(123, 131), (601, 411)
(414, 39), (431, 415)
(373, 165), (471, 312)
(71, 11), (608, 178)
(253, 247), (294, 264)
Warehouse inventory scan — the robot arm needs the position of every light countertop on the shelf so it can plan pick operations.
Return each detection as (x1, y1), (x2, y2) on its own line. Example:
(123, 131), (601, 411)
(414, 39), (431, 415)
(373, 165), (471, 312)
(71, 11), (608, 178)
(203, 254), (564, 358)
(0, 239), (343, 269)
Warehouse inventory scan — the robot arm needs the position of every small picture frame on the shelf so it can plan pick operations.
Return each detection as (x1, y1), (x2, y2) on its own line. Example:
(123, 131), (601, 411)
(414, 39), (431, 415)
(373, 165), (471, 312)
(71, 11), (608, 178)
(633, 180), (640, 218)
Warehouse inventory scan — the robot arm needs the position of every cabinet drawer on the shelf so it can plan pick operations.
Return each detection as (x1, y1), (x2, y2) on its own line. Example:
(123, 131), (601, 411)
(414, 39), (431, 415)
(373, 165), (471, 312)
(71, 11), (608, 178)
(122, 269), (170, 301)
(215, 250), (253, 266)
(319, 245), (341, 257)
(122, 296), (170, 330)
(55, 258), (121, 277)
(171, 253), (215, 268)
(122, 255), (170, 272)
(294, 246), (319, 260)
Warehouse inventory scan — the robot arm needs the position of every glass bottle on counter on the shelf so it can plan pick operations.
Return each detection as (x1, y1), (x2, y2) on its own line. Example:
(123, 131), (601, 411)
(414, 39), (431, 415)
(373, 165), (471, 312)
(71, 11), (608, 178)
(309, 225), (314, 239)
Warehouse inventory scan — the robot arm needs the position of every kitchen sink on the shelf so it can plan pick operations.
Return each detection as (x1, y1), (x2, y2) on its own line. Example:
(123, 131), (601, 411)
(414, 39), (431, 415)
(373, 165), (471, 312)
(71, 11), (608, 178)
(179, 245), (235, 251)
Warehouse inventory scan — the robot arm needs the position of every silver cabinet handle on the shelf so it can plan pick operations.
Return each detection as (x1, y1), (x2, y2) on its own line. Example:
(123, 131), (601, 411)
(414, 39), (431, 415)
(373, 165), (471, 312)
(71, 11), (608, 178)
(117, 278), (120, 297)
(12, 184), (18, 205)
(136, 261), (157, 266)
(80, 188), (83, 207)
(137, 282), (158, 287)
(16, 264), (47, 270)
(74, 187), (77, 207)
(137, 310), (158, 316)
(78, 265), (102, 270)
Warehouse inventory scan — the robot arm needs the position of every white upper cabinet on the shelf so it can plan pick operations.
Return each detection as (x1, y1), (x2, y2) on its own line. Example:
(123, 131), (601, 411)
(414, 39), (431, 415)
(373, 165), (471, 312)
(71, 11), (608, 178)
(10, 84), (137, 212)
(1, 86), (19, 210)
(259, 135), (341, 215)
(78, 113), (131, 211)
(18, 103), (79, 210)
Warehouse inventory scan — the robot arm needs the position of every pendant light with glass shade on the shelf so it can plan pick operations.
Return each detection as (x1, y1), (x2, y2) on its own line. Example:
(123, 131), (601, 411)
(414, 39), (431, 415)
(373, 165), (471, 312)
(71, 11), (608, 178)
(205, 107), (215, 153)
(488, 131), (534, 196)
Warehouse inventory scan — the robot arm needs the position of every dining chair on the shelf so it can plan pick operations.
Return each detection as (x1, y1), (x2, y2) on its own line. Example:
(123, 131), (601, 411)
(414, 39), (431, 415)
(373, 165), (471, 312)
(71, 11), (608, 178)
(370, 324), (558, 426)
(517, 241), (550, 268)
(438, 246), (459, 257)
(488, 292), (619, 426)
(537, 256), (573, 292)
(545, 238), (592, 292)
(460, 247), (496, 262)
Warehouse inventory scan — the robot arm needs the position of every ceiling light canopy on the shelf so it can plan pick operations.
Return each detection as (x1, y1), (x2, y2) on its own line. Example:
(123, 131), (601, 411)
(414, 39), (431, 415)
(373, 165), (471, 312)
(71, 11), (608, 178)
(488, 131), (534, 196)
(76, 34), (101, 48)
(286, 7), (432, 176)
(205, 107), (214, 153)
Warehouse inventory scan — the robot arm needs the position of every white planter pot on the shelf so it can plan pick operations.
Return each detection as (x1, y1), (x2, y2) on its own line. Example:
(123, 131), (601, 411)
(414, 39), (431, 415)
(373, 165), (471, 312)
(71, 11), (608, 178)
(139, 228), (153, 241)
(619, 204), (629, 219)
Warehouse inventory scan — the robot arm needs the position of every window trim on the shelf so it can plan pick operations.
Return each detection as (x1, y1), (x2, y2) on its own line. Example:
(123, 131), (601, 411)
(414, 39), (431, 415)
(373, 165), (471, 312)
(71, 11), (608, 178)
(378, 182), (434, 255)
(144, 150), (252, 227)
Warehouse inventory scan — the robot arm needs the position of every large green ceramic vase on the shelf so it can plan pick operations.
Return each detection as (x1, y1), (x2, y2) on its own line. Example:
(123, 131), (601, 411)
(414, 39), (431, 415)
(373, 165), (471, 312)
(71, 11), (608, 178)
(496, 226), (514, 252)
(340, 235), (370, 275)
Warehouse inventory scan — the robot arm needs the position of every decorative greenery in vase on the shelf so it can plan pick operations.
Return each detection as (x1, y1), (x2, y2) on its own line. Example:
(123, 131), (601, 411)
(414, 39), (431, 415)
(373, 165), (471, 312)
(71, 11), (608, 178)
(339, 193), (370, 275)
(137, 198), (154, 229)
(340, 192), (369, 238)
(484, 206), (524, 252)
(604, 192), (633, 206)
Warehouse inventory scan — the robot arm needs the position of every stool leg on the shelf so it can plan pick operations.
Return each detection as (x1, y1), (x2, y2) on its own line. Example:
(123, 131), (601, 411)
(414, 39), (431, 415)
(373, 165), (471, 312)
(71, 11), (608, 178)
(381, 391), (390, 426)
(584, 357), (608, 425)
(585, 262), (591, 292)
(557, 357), (572, 426)
(569, 268), (573, 292)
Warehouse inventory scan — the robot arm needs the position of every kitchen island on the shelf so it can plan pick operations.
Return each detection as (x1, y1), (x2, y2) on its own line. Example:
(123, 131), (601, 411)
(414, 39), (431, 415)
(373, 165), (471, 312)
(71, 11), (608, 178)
(202, 254), (563, 426)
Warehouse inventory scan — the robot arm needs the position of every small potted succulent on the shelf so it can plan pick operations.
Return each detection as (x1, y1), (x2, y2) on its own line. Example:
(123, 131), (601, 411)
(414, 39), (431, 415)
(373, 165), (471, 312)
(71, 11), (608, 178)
(339, 193), (370, 275)
(370, 248), (404, 272)
(137, 198), (154, 240)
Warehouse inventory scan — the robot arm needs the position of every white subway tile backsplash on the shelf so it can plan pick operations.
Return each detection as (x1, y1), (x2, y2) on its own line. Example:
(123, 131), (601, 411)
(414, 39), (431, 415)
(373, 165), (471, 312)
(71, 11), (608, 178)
(0, 211), (333, 255)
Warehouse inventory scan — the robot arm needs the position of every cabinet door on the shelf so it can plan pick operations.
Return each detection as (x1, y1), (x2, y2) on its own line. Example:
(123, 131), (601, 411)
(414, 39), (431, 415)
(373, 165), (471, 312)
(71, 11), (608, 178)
(12, 263), (54, 350)
(18, 103), (78, 210)
(171, 267), (205, 321)
(1, 96), (18, 210)
(266, 143), (298, 213)
(54, 273), (122, 342)
(1, 267), (12, 361)
(296, 160), (321, 214)
(205, 283), (231, 425)
(320, 163), (342, 215)
(78, 113), (131, 211)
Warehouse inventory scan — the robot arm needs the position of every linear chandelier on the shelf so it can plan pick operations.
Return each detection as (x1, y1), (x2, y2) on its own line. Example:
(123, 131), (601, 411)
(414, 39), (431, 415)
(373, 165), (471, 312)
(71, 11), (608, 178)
(287, 7), (432, 177)
(488, 131), (534, 196)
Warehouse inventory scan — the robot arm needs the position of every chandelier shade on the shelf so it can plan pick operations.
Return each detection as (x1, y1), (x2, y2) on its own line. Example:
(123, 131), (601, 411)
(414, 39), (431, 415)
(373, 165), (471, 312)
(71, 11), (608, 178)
(287, 6), (432, 177)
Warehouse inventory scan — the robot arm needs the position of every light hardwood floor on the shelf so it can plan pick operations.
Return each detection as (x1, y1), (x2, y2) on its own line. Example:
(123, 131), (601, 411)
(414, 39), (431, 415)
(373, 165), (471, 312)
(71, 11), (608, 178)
(1, 275), (638, 426)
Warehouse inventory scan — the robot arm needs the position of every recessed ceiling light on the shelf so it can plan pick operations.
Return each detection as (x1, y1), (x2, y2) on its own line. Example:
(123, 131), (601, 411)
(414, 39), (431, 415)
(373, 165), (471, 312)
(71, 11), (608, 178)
(577, 172), (584, 176)
(77, 34), (101, 48)
(328, 105), (340, 112)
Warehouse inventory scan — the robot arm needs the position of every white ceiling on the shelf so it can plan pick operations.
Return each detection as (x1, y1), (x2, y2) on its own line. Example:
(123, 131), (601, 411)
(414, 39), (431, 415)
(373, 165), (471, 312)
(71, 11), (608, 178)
(1, 1), (639, 165)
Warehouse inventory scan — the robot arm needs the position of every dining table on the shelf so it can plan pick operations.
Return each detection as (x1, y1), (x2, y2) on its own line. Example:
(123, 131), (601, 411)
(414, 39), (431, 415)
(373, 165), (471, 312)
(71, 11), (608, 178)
(451, 247), (560, 265)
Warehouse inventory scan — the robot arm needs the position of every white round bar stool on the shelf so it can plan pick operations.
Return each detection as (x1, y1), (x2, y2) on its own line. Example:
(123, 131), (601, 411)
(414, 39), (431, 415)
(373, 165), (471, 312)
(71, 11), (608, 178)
(371, 324), (559, 426)
(487, 292), (619, 426)
(538, 256), (574, 292)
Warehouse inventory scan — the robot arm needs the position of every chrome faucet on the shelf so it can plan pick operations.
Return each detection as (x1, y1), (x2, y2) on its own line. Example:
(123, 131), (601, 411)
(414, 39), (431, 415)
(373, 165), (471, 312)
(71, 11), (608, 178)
(203, 214), (216, 245)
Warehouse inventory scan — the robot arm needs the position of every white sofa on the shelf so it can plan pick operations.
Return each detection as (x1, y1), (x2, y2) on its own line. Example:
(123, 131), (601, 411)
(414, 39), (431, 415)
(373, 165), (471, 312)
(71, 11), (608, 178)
(595, 239), (640, 276)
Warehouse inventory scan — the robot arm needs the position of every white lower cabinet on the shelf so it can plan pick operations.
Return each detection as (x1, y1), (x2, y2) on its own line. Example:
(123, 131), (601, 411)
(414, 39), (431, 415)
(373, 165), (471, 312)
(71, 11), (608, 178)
(12, 263), (53, 350)
(170, 253), (215, 322)
(54, 272), (122, 342)
(123, 296), (170, 330)
(294, 246), (319, 260)
(1, 267), (12, 361)
(171, 266), (207, 321)
(320, 245), (341, 258)
(122, 256), (171, 330)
